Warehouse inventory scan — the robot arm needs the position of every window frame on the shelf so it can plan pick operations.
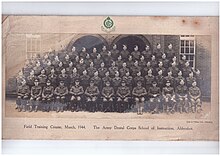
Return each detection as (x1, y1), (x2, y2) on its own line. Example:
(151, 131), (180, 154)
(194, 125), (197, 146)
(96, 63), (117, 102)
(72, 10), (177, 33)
(26, 34), (41, 59)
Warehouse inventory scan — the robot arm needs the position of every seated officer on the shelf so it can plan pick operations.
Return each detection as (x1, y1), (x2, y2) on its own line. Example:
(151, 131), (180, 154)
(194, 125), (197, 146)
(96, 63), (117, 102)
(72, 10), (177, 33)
(54, 81), (68, 112)
(116, 81), (131, 113)
(162, 81), (176, 114)
(148, 81), (161, 114)
(176, 79), (188, 113)
(16, 80), (30, 112)
(132, 81), (147, 115)
(101, 81), (115, 112)
(189, 81), (202, 113)
(69, 80), (84, 112)
(85, 80), (100, 112)
(131, 45), (141, 61)
(42, 80), (54, 112)
(29, 79), (42, 112)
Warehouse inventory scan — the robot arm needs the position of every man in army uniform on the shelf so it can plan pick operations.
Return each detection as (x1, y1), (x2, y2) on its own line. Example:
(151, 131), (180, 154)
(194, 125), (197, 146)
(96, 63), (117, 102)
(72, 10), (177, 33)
(132, 81), (147, 115)
(16, 80), (30, 112)
(156, 62), (166, 76)
(69, 46), (78, 61)
(45, 60), (54, 75)
(165, 43), (176, 61)
(94, 54), (102, 68)
(131, 61), (141, 77)
(179, 55), (187, 70)
(165, 71), (175, 87)
(116, 81), (131, 113)
(38, 69), (47, 87)
(42, 80), (54, 112)
(145, 69), (155, 91)
(110, 44), (120, 60)
(109, 61), (119, 78)
(69, 80), (84, 112)
(134, 71), (145, 86)
(148, 81), (161, 114)
(48, 68), (58, 87)
(29, 79), (42, 112)
(76, 58), (86, 75)
(59, 69), (69, 86)
(115, 55), (123, 68)
(175, 71), (185, 87)
(85, 80), (100, 112)
(80, 70), (90, 90)
(122, 71), (133, 90)
(56, 61), (64, 75)
(162, 81), (176, 114)
(142, 61), (153, 76)
(98, 62), (108, 78)
(66, 61), (74, 75)
(102, 71), (112, 85)
(155, 70), (165, 91)
(70, 68), (80, 85)
(131, 45), (141, 61)
(84, 53), (93, 68)
(33, 61), (43, 76)
(189, 81), (202, 113)
(91, 71), (102, 90)
(91, 47), (98, 60)
(87, 62), (97, 77)
(112, 71), (122, 92)
(73, 55), (80, 67)
(154, 43), (163, 59)
(26, 70), (36, 88)
(186, 72), (197, 88)
(182, 61), (192, 78)
(141, 45), (152, 61)
(160, 53), (170, 69)
(168, 62), (179, 77)
(120, 45), (129, 61)
(127, 55), (134, 69)
(23, 59), (33, 77)
(100, 45), (108, 59)
(101, 81), (115, 112)
(54, 81), (68, 112)
(52, 55), (60, 68)
(139, 55), (146, 69)
(104, 51), (113, 68)
(119, 62), (129, 77)
(176, 79), (188, 113)
(63, 54), (71, 68)
(150, 55), (158, 69)
(79, 47), (88, 59)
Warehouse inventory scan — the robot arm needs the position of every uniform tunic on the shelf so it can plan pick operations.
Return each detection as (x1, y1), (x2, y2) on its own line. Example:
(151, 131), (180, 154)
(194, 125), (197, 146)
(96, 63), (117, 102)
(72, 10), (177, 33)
(102, 86), (114, 98)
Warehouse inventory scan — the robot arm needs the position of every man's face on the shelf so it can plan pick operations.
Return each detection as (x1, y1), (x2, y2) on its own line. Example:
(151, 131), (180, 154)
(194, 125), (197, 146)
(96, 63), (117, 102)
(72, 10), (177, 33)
(34, 82), (39, 86)
(75, 81), (80, 86)
(122, 82), (126, 86)
(102, 46), (106, 51)
(137, 82), (141, 87)
(105, 72), (109, 77)
(59, 62), (62, 67)
(90, 82), (94, 87)
(162, 54), (166, 59)
(90, 62), (94, 67)
(153, 83), (156, 87)
(46, 82), (51, 86)
(168, 44), (172, 49)
(134, 46), (138, 51)
(180, 80), (184, 85)
(47, 61), (51, 66)
(72, 46), (76, 52)
(60, 82), (64, 86)
(41, 70), (45, 74)
(22, 81), (26, 86)
(118, 56), (122, 60)
(93, 48), (97, 53)
(157, 44), (161, 49)
(166, 83), (171, 87)
(123, 45), (127, 50)
(145, 46), (149, 50)
(128, 56), (132, 61)
(123, 63), (126, 68)
(101, 63), (104, 68)
(113, 44), (117, 49)
(106, 82), (110, 87)
(82, 48), (86, 52)
(192, 82), (196, 87)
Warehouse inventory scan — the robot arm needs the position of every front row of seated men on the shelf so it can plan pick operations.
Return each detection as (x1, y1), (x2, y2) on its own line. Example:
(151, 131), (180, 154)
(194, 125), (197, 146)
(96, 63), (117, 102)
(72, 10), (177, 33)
(16, 77), (202, 115)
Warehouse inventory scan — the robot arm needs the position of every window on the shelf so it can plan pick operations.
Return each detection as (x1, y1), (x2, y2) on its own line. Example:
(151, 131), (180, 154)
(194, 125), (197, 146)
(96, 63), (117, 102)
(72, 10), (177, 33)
(26, 34), (41, 59)
(179, 35), (196, 67)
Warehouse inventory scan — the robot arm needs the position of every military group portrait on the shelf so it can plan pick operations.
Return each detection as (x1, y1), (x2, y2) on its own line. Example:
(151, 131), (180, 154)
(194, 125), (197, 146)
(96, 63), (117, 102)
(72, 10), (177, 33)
(15, 41), (202, 115)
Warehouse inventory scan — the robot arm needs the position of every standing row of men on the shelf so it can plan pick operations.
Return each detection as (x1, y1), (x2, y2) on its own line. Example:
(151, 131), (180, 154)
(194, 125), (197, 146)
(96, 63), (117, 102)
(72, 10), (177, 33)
(16, 43), (202, 114)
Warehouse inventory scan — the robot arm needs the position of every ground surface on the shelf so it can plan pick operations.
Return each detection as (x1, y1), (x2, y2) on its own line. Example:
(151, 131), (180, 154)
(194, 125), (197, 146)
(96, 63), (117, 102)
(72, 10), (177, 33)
(4, 99), (211, 120)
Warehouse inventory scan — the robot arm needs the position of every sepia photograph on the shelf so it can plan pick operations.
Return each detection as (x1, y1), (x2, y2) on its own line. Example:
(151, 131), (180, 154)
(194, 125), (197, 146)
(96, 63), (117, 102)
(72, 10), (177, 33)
(2, 15), (218, 141)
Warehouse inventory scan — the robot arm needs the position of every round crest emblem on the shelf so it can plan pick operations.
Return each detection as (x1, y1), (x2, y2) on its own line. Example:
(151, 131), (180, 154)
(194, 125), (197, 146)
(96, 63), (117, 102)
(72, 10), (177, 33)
(104, 17), (114, 29)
